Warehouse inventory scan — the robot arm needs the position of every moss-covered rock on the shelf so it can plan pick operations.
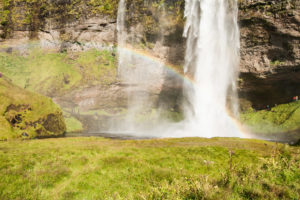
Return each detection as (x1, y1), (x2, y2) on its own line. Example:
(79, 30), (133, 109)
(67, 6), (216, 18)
(0, 77), (66, 140)
(0, 0), (119, 38)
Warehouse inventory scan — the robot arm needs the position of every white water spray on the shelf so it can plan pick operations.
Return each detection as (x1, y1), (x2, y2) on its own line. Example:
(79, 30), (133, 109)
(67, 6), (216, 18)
(115, 0), (243, 138)
(116, 0), (164, 134)
(181, 0), (241, 137)
(117, 0), (126, 71)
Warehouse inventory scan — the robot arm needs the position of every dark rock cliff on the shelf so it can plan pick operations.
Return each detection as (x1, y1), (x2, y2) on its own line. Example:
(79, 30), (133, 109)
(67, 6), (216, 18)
(238, 0), (300, 108)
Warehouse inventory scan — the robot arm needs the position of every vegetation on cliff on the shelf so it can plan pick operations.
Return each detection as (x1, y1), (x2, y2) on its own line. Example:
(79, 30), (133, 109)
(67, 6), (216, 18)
(0, 137), (299, 199)
(241, 101), (300, 139)
(0, 0), (119, 38)
(0, 47), (117, 96)
(0, 0), (185, 42)
(0, 77), (66, 140)
(0, 47), (119, 134)
(238, 0), (299, 16)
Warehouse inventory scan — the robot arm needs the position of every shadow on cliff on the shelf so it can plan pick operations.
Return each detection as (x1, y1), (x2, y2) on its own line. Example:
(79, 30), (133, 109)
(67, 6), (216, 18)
(239, 66), (300, 109)
(240, 17), (299, 63)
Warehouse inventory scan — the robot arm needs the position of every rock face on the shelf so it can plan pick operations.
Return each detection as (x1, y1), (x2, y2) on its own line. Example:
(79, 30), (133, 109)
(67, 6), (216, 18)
(0, 0), (119, 51)
(1, 0), (298, 73)
(238, 0), (300, 108)
(0, 0), (299, 109)
(0, 17), (117, 52)
(40, 17), (117, 52)
(239, 0), (300, 73)
(239, 69), (300, 109)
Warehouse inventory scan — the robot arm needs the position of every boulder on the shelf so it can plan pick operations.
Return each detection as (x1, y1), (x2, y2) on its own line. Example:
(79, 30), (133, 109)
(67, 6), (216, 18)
(0, 78), (66, 140)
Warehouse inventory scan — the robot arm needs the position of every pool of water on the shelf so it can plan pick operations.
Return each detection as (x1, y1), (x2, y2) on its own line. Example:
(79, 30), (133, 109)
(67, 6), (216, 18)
(65, 131), (300, 145)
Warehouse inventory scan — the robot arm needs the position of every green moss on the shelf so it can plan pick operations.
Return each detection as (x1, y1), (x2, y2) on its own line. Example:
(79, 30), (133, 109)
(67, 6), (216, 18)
(0, 116), (15, 139)
(65, 117), (83, 133)
(238, 0), (298, 18)
(0, 78), (66, 140)
(270, 60), (285, 66)
(0, 137), (299, 199)
(125, 0), (185, 48)
(88, 0), (119, 16)
(240, 101), (300, 134)
(0, 0), (120, 39)
(75, 48), (117, 85)
(1, 0), (297, 40)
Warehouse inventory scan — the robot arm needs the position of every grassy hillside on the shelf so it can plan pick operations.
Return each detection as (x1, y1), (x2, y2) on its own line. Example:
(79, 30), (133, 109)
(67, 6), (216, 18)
(0, 137), (299, 199)
(0, 47), (117, 96)
(241, 101), (300, 135)
(0, 77), (66, 140)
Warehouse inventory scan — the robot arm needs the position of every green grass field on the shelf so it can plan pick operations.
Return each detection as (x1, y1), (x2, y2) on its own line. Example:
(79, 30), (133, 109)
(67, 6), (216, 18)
(0, 137), (299, 200)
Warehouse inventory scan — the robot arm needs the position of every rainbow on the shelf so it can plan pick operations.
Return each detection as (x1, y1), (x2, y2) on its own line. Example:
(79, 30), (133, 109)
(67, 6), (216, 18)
(118, 45), (196, 85)
(118, 45), (252, 139)
(1, 40), (252, 138)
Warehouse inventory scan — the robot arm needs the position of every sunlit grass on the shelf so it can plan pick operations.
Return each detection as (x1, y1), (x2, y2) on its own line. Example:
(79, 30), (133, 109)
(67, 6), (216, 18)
(0, 48), (117, 96)
(65, 117), (83, 133)
(0, 137), (299, 199)
(240, 101), (300, 134)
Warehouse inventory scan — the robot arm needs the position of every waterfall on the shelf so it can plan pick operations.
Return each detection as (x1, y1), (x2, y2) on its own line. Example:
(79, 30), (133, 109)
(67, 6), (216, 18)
(181, 0), (241, 137)
(115, 0), (242, 138)
(117, 0), (126, 77)
(116, 0), (164, 134)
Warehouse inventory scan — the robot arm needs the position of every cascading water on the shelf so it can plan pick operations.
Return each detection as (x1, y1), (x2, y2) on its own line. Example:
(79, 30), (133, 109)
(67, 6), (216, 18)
(115, 0), (243, 138)
(181, 0), (242, 137)
(117, 0), (126, 75)
(116, 0), (165, 135)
